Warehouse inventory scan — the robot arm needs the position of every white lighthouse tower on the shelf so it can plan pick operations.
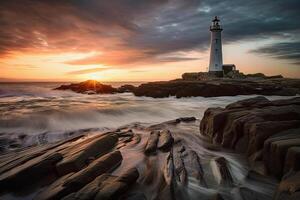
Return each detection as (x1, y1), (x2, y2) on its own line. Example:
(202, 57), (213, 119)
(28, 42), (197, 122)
(208, 16), (223, 77)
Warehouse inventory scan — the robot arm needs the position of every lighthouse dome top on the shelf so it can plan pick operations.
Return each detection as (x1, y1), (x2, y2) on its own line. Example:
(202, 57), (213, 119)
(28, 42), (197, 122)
(210, 16), (222, 31)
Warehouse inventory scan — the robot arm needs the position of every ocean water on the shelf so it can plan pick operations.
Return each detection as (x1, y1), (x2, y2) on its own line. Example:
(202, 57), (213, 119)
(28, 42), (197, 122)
(0, 82), (295, 149)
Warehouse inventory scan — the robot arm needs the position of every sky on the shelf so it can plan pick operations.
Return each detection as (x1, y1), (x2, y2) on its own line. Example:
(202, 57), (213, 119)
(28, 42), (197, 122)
(0, 0), (299, 82)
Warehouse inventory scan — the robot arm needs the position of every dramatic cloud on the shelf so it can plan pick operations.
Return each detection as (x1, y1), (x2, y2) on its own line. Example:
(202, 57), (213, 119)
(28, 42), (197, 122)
(251, 41), (300, 65)
(0, 0), (299, 66)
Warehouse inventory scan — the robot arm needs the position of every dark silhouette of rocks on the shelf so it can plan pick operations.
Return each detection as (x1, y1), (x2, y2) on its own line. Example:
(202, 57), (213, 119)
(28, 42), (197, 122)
(55, 80), (118, 94)
(133, 78), (300, 98)
(55, 76), (300, 98)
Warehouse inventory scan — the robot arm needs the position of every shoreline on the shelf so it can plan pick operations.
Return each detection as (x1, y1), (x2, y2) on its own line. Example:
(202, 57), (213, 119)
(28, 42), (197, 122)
(0, 96), (299, 200)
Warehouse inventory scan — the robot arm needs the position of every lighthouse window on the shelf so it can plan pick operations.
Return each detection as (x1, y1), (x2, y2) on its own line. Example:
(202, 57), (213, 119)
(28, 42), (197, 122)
(215, 39), (218, 43)
(215, 49), (218, 51)
(215, 64), (218, 67)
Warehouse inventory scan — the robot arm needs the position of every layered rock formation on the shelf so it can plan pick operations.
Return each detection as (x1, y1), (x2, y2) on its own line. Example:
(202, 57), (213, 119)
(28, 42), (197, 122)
(200, 96), (300, 200)
(0, 132), (137, 200)
(1, 97), (298, 199)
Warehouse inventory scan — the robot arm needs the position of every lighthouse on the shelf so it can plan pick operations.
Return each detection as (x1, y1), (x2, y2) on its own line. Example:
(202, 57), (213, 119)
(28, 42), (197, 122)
(208, 16), (223, 77)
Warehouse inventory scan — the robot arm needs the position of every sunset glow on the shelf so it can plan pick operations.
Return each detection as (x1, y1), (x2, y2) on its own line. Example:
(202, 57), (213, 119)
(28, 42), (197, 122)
(0, 0), (299, 82)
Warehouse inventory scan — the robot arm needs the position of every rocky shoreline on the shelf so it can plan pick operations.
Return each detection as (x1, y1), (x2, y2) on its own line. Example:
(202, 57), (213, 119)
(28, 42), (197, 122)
(0, 97), (299, 200)
(55, 78), (300, 98)
(201, 96), (300, 200)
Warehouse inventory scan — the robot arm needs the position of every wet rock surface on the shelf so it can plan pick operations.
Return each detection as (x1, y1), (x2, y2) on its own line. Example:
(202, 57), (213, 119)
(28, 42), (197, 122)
(200, 96), (300, 200)
(0, 97), (296, 200)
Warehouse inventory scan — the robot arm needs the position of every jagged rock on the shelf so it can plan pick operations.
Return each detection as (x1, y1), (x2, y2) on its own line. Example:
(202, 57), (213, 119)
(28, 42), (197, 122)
(157, 130), (174, 151)
(144, 130), (160, 154)
(56, 134), (118, 175)
(189, 150), (206, 186)
(62, 168), (139, 200)
(164, 146), (188, 189)
(212, 157), (233, 186)
(35, 151), (122, 200)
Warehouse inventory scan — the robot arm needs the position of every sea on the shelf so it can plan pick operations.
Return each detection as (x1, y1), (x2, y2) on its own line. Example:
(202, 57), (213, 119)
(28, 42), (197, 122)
(0, 82), (295, 150)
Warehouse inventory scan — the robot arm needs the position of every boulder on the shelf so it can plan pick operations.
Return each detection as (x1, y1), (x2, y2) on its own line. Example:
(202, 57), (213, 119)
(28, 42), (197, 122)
(144, 131), (160, 154)
(157, 130), (174, 151)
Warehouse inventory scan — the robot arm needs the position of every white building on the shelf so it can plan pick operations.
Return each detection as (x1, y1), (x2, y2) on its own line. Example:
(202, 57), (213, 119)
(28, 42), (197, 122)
(208, 16), (223, 76)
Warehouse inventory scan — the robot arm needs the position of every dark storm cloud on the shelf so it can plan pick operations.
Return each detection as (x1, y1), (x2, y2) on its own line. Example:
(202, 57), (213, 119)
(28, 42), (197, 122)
(0, 0), (299, 65)
(250, 42), (300, 65)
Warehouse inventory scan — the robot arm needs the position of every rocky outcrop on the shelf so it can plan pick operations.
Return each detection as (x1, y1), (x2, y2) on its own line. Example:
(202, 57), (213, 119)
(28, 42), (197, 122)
(144, 129), (175, 154)
(0, 130), (143, 200)
(157, 130), (174, 151)
(55, 78), (300, 98)
(133, 78), (300, 98)
(55, 80), (117, 94)
(200, 96), (300, 199)
(144, 130), (160, 154)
